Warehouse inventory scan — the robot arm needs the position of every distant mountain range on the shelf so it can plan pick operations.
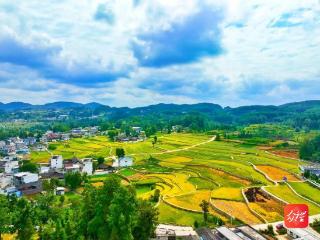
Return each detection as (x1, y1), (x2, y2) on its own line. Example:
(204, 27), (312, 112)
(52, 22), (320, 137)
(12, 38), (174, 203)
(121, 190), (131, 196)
(1, 100), (320, 113)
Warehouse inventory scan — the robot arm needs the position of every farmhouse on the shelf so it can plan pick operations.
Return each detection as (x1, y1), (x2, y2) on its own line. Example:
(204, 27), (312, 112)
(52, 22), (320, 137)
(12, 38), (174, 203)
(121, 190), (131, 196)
(13, 172), (42, 195)
(112, 156), (133, 168)
(207, 226), (267, 240)
(55, 187), (65, 195)
(286, 227), (320, 240)
(155, 224), (200, 240)
(50, 155), (63, 169)
(300, 165), (320, 177)
(0, 158), (19, 174)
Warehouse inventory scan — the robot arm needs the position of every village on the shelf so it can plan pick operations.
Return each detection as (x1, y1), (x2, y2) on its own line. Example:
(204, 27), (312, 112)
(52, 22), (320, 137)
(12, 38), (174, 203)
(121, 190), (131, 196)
(0, 126), (140, 197)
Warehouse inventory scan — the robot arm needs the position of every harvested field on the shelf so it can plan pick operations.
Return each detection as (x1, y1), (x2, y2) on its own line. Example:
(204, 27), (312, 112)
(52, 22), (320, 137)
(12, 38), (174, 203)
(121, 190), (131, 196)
(213, 199), (262, 225)
(256, 165), (300, 182)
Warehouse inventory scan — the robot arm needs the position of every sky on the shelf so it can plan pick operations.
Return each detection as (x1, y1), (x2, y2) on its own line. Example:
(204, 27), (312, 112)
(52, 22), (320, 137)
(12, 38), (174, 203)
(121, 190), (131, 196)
(0, 0), (319, 107)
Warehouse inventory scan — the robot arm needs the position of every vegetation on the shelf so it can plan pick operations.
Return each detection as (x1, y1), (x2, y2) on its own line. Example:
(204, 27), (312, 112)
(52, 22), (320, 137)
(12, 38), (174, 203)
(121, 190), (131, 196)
(0, 176), (158, 240)
(300, 135), (320, 162)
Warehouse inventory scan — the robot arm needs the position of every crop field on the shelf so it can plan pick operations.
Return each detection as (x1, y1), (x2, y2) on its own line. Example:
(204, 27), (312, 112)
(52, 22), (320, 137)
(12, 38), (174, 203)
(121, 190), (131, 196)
(255, 165), (300, 182)
(213, 200), (262, 225)
(288, 182), (320, 204)
(29, 132), (312, 226)
(266, 184), (320, 215)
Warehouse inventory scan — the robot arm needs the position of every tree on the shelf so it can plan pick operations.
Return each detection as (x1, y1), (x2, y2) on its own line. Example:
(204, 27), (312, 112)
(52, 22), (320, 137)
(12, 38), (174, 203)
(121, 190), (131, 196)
(19, 161), (38, 173)
(108, 130), (118, 141)
(0, 196), (13, 240)
(133, 200), (158, 240)
(199, 200), (209, 222)
(115, 148), (125, 158)
(97, 156), (105, 165)
(151, 189), (160, 202)
(65, 172), (83, 191)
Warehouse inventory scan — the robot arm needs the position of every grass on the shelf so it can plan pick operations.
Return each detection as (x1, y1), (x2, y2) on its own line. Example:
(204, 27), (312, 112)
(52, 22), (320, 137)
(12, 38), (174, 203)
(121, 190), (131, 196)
(267, 184), (320, 215)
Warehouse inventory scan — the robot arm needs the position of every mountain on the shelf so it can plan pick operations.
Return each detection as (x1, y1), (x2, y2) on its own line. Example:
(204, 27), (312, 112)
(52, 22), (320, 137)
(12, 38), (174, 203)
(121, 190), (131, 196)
(0, 102), (33, 111)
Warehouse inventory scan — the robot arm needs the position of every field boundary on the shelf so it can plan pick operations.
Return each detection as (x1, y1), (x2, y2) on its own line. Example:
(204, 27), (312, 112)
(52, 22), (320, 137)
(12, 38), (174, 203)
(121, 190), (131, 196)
(286, 182), (320, 208)
(241, 188), (268, 223)
(261, 186), (289, 205)
(249, 162), (277, 185)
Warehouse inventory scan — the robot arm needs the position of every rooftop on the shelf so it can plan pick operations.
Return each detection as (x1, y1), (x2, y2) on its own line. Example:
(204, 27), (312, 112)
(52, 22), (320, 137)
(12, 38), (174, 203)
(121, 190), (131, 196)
(216, 227), (243, 240)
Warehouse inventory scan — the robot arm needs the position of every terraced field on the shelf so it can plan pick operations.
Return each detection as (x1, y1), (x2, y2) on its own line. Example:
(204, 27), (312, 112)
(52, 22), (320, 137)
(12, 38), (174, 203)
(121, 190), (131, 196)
(266, 184), (320, 215)
(31, 133), (320, 226)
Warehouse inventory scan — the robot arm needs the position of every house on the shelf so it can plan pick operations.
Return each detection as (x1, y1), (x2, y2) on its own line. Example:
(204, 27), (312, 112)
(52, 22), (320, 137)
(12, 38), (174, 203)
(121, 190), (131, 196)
(55, 187), (65, 195)
(0, 173), (13, 189)
(132, 127), (142, 134)
(0, 159), (19, 174)
(23, 137), (37, 146)
(286, 228), (320, 239)
(300, 165), (320, 177)
(13, 172), (41, 195)
(0, 186), (22, 197)
(61, 133), (70, 141)
(81, 158), (93, 175)
(213, 226), (267, 240)
(112, 156), (133, 168)
(155, 224), (200, 240)
(50, 155), (63, 169)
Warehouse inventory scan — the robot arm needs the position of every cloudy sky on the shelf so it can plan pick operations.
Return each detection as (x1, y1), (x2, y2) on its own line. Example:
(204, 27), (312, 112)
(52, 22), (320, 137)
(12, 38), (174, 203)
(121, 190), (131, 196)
(0, 0), (319, 107)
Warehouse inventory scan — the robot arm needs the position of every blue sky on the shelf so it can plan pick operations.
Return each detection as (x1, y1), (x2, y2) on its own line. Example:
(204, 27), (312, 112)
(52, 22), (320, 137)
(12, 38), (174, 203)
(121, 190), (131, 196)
(0, 0), (319, 107)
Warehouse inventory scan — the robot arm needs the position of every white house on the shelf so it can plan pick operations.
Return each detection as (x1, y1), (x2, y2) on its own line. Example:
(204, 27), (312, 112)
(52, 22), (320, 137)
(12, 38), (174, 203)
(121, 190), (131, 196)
(55, 187), (65, 195)
(112, 156), (133, 168)
(81, 158), (93, 175)
(4, 160), (19, 174)
(0, 173), (13, 189)
(132, 127), (142, 134)
(50, 155), (63, 169)
(14, 172), (39, 185)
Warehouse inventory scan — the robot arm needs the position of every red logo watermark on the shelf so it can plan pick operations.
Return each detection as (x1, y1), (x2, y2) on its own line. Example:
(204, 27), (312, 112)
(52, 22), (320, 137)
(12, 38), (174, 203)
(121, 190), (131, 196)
(284, 204), (309, 228)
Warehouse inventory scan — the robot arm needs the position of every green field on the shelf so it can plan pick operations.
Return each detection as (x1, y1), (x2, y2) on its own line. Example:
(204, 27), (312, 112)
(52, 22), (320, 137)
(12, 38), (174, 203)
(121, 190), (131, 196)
(288, 182), (320, 204)
(29, 132), (316, 226)
(267, 183), (320, 215)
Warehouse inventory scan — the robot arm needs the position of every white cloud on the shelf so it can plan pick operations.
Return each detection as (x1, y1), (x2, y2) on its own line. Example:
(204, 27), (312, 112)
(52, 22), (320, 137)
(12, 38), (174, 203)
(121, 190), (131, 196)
(0, 0), (319, 106)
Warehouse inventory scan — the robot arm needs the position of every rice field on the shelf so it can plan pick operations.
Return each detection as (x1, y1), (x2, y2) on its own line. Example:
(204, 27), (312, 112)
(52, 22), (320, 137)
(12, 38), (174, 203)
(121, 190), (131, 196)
(255, 165), (300, 182)
(266, 184), (320, 215)
(29, 132), (312, 226)
(288, 182), (320, 204)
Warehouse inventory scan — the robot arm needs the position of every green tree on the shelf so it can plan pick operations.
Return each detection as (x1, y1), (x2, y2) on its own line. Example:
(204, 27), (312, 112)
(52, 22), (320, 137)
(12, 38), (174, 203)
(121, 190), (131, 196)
(97, 156), (105, 165)
(0, 196), (13, 240)
(199, 200), (209, 222)
(19, 161), (38, 173)
(133, 200), (158, 240)
(108, 130), (118, 141)
(115, 148), (125, 158)
(65, 172), (83, 190)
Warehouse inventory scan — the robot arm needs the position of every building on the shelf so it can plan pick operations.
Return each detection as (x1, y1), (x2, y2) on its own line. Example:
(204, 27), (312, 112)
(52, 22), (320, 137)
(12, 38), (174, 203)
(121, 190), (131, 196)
(155, 224), (200, 240)
(23, 137), (37, 146)
(13, 172), (41, 195)
(0, 159), (19, 174)
(132, 127), (142, 134)
(287, 228), (320, 240)
(55, 187), (65, 195)
(50, 155), (63, 169)
(210, 226), (267, 240)
(61, 133), (70, 141)
(300, 165), (320, 177)
(112, 156), (133, 168)
(81, 158), (93, 175)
